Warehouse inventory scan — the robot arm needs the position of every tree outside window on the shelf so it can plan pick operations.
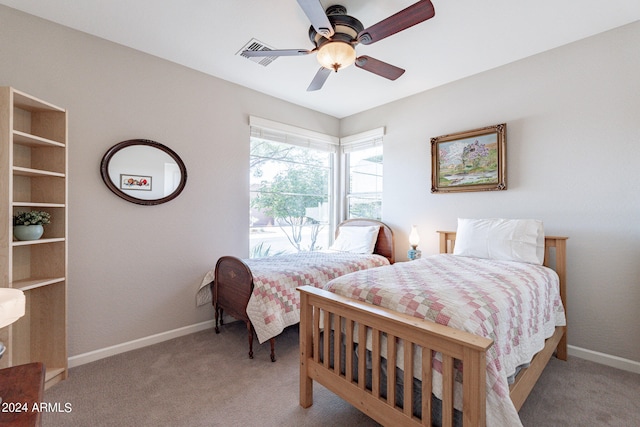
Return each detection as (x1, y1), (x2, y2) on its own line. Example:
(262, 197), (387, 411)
(250, 139), (332, 257)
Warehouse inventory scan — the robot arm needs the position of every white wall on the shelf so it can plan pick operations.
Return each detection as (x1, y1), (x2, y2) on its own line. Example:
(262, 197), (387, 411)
(0, 6), (339, 357)
(341, 22), (640, 364)
(1, 5), (638, 367)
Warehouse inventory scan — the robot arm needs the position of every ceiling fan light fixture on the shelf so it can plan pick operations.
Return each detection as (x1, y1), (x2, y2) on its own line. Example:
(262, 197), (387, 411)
(316, 41), (356, 72)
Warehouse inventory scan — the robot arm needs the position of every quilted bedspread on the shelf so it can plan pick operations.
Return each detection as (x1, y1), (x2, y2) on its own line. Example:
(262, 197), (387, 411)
(243, 251), (389, 344)
(323, 254), (566, 427)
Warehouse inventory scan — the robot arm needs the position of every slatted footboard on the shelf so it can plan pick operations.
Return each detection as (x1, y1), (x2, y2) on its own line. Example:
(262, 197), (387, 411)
(298, 285), (493, 427)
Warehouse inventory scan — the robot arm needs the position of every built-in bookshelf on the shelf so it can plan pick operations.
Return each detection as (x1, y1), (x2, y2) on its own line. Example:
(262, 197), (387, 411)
(0, 87), (68, 388)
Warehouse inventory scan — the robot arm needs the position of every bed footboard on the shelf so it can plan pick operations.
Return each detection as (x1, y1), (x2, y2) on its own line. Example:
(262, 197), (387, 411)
(299, 285), (493, 427)
(213, 256), (261, 358)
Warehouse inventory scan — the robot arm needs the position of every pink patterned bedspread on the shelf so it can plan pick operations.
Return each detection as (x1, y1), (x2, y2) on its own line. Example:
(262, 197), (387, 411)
(324, 254), (566, 427)
(244, 251), (389, 344)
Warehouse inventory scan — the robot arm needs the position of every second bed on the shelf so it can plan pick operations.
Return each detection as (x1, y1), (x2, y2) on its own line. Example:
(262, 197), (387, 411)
(210, 218), (395, 361)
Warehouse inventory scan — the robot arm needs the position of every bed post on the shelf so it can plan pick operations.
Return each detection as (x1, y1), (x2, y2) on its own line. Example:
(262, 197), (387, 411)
(299, 290), (313, 408)
(545, 236), (568, 361)
(462, 347), (487, 427)
(437, 231), (456, 254)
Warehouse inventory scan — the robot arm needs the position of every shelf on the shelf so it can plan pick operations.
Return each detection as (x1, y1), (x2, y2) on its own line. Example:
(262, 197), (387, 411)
(12, 202), (65, 209)
(13, 175), (66, 205)
(12, 277), (65, 292)
(8, 282), (66, 383)
(11, 207), (65, 240)
(13, 130), (65, 148)
(13, 166), (65, 178)
(11, 238), (65, 247)
(11, 243), (65, 290)
(12, 89), (65, 113)
(11, 88), (66, 145)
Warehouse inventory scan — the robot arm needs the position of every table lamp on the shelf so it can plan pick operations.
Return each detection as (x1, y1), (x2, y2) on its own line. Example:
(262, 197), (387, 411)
(407, 225), (422, 260)
(0, 289), (26, 359)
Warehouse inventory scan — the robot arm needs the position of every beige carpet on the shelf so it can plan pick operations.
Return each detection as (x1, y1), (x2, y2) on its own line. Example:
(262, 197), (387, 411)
(44, 321), (640, 426)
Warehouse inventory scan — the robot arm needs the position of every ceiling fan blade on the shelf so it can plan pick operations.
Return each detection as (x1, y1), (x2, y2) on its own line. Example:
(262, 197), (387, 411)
(307, 67), (332, 91)
(355, 56), (405, 80)
(296, 0), (334, 38)
(357, 0), (435, 45)
(241, 48), (312, 57)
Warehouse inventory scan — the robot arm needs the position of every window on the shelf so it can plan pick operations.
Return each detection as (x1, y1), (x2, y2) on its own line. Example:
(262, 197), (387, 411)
(249, 117), (338, 258)
(341, 128), (384, 220)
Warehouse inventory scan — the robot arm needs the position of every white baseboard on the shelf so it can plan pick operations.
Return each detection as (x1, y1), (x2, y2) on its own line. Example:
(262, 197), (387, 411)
(568, 345), (640, 374)
(68, 323), (640, 375)
(68, 320), (215, 368)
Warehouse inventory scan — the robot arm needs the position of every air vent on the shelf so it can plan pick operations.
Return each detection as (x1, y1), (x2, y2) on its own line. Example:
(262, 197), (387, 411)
(237, 39), (278, 67)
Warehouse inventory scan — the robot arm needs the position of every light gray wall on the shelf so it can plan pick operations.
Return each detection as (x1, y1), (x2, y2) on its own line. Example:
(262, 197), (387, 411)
(2, 6), (638, 365)
(341, 22), (640, 363)
(0, 6), (339, 356)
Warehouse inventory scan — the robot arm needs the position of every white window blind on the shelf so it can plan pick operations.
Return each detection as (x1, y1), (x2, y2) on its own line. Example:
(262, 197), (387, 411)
(249, 116), (339, 153)
(340, 127), (385, 153)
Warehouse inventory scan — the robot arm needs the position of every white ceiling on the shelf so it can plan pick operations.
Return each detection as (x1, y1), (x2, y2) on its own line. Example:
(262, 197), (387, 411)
(2, 1), (639, 118)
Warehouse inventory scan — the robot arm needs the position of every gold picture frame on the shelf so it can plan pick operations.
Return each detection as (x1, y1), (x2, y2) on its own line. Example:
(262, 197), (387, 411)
(431, 123), (506, 193)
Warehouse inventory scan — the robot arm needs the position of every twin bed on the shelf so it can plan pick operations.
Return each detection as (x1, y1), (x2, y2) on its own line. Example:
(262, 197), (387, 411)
(299, 221), (567, 426)
(208, 219), (395, 361)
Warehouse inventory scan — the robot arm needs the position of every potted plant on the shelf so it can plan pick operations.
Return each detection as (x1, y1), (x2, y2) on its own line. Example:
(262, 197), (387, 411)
(13, 211), (51, 241)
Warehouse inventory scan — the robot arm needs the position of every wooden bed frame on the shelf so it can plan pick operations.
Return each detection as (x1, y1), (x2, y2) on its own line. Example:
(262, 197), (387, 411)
(299, 231), (567, 426)
(211, 219), (395, 362)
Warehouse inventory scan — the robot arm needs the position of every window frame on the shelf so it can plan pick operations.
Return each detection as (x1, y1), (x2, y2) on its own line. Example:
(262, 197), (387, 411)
(249, 116), (339, 256)
(339, 127), (385, 222)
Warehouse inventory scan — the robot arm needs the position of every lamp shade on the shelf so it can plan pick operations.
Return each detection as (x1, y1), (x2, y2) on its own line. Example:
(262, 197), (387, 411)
(0, 288), (25, 329)
(409, 225), (420, 248)
(317, 41), (356, 72)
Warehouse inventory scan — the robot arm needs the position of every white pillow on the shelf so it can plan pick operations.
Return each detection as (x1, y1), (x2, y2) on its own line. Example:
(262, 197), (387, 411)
(329, 225), (380, 254)
(453, 218), (545, 265)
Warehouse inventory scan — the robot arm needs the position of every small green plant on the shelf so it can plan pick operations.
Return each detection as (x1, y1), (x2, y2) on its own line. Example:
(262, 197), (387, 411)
(250, 242), (287, 259)
(13, 211), (51, 226)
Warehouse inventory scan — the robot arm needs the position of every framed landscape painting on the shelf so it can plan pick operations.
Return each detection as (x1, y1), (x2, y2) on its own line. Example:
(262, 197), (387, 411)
(431, 123), (506, 193)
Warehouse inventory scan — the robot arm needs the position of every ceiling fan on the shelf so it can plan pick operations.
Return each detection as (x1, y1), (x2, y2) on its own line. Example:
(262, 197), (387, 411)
(242, 0), (436, 91)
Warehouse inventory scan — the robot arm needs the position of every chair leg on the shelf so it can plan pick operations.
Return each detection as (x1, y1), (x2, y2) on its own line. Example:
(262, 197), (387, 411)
(246, 321), (254, 359)
(269, 338), (276, 362)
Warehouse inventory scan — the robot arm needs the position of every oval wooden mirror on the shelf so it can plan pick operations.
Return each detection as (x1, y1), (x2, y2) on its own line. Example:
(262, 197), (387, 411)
(100, 139), (187, 205)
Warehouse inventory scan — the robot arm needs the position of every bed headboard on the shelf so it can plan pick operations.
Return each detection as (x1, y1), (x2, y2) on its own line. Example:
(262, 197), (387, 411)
(337, 219), (395, 264)
(436, 230), (567, 265)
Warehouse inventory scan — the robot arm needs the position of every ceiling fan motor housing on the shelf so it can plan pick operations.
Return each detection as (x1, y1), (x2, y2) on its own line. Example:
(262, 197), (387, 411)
(308, 6), (364, 48)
